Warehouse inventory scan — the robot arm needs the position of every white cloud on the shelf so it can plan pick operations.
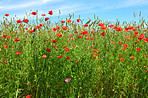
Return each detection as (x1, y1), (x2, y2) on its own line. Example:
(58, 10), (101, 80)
(0, 0), (63, 10)
(102, 0), (148, 10)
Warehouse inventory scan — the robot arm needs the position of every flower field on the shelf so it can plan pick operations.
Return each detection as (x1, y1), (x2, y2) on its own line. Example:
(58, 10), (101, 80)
(0, 10), (148, 98)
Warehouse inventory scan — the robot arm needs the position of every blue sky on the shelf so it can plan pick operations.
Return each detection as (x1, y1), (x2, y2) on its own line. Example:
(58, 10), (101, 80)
(0, 0), (148, 23)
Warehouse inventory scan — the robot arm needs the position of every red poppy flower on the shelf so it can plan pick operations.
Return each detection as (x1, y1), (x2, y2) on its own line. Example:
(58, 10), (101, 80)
(56, 33), (62, 37)
(119, 42), (122, 45)
(66, 56), (70, 60)
(77, 19), (80, 22)
(42, 55), (47, 58)
(143, 29), (146, 31)
(16, 51), (21, 55)
(108, 24), (114, 27)
(120, 58), (124, 62)
(48, 10), (53, 15)
(23, 19), (29, 23)
(16, 20), (22, 23)
(143, 38), (148, 42)
(123, 44), (128, 48)
(63, 26), (68, 30)
(29, 30), (34, 33)
(136, 26), (139, 28)
(122, 47), (126, 50)
(64, 48), (70, 51)
(98, 23), (104, 26)
(31, 12), (36, 15)
(76, 61), (78, 63)
(100, 31), (105, 36)
(4, 61), (8, 63)
(84, 24), (88, 27)
(45, 18), (49, 21)
(26, 95), (31, 98)
(134, 31), (139, 34)
(130, 85), (133, 88)
(125, 36), (130, 39)
(51, 39), (57, 43)
(147, 69), (148, 73)
(42, 14), (46, 16)
(61, 21), (65, 23)
(58, 55), (62, 58)
(136, 48), (141, 51)
(4, 45), (9, 49)
(101, 26), (106, 30)
(138, 34), (144, 40)
(77, 35), (82, 38)
(130, 56), (135, 59)
(81, 31), (88, 35)
(5, 14), (9, 16)
(14, 38), (19, 42)
(3, 35), (8, 38)
(46, 49), (51, 52)
(64, 78), (71, 82)
(67, 20), (71, 23)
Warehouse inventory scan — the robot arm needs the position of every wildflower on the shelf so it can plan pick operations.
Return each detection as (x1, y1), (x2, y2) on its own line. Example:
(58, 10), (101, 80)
(143, 29), (146, 31)
(77, 19), (80, 22)
(4, 61), (8, 63)
(130, 56), (135, 59)
(61, 21), (65, 23)
(138, 34), (144, 40)
(16, 20), (22, 23)
(48, 10), (53, 15)
(101, 26), (106, 30)
(46, 49), (51, 52)
(98, 23), (104, 26)
(76, 61), (78, 63)
(125, 36), (130, 39)
(64, 48), (70, 51)
(81, 31), (88, 35)
(3, 35), (8, 38)
(14, 38), (19, 42)
(77, 35), (82, 38)
(5, 14), (9, 16)
(26, 95), (31, 98)
(143, 38), (148, 42)
(16, 51), (21, 55)
(123, 44), (128, 48)
(84, 24), (88, 27)
(31, 12), (36, 15)
(130, 85), (133, 88)
(42, 14), (46, 16)
(51, 39), (57, 43)
(67, 20), (71, 23)
(136, 48), (141, 51)
(120, 58), (124, 62)
(64, 78), (71, 82)
(122, 47), (126, 50)
(119, 42), (122, 45)
(134, 31), (139, 34)
(63, 26), (68, 30)
(42, 55), (47, 58)
(74, 45), (76, 48)
(23, 19), (29, 23)
(100, 31), (105, 36)
(66, 56), (70, 60)
(58, 55), (62, 58)
(56, 33), (62, 37)
(45, 17), (49, 21)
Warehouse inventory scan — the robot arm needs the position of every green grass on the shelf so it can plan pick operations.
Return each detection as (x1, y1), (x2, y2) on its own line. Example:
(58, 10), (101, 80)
(0, 11), (148, 98)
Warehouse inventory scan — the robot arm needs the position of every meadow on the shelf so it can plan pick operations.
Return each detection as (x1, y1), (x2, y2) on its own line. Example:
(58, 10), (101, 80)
(0, 10), (148, 98)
